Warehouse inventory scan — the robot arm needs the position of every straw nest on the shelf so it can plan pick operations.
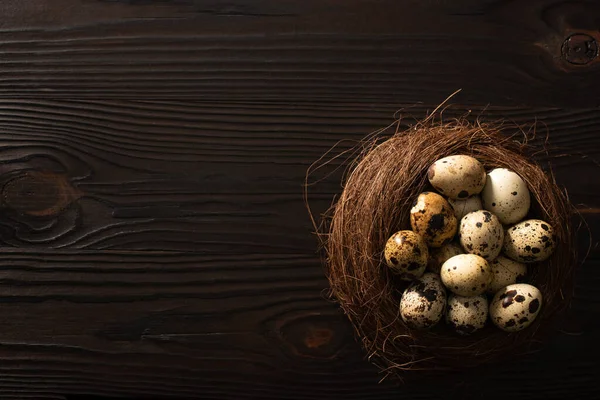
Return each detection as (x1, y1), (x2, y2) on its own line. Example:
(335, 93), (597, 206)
(308, 119), (577, 380)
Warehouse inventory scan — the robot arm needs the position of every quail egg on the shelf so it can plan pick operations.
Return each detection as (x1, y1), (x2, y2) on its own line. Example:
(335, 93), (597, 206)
(489, 284), (542, 332)
(449, 195), (483, 221)
(459, 210), (504, 260)
(400, 273), (447, 329)
(427, 155), (486, 199)
(446, 294), (488, 335)
(488, 256), (527, 294)
(441, 254), (493, 296)
(410, 192), (458, 248)
(503, 219), (556, 263)
(384, 230), (428, 281)
(427, 242), (463, 274)
(481, 168), (531, 224)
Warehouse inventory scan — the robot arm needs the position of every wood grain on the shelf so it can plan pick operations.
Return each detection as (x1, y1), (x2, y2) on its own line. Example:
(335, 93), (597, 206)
(0, 0), (600, 105)
(1, 0), (600, 398)
(1, 100), (598, 254)
(0, 250), (598, 400)
(0, 98), (598, 399)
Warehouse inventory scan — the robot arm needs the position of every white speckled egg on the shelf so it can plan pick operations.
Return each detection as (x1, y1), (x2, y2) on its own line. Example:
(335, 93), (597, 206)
(490, 284), (542, 332)
(488, 256), (527, 294)
(441, 254), (493, 296)
(446, 294), (488, 335)
(459, 210), (504, 260)
(481, 168), (531, 224)
(400, 273), (447, 329)
(410, 192), (458, 248)
(384, 231), (428, 281)
(427, 155), (486, 199)
(448, 195), (483, 221)
(427, 242), (463, 274)
(503, 219), (556, 263)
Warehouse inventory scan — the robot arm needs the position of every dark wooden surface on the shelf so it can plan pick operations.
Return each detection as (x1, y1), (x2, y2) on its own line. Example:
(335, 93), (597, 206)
(1, 1), (599, 399)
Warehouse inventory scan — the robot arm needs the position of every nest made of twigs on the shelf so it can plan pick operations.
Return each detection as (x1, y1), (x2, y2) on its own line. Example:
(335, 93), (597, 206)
(309, 119), (577, 380)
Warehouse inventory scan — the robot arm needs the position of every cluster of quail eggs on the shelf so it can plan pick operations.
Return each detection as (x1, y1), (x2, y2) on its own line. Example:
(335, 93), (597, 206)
(384, 155), (556, 335)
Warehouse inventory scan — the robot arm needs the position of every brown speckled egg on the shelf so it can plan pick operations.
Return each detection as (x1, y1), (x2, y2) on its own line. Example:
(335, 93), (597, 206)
(427, 242), (463, 274)
(400, 273), (447, 329)
(487, 256), (527, 294)
(427, 155), (486, 199)
(410, 192), (457, 248)
(448, 195), (482, 221)
(503, 219), (556, 263)
(441, 254), (493, 296)
(481, 168), (531, 224)
(384, 231), (428, 281)
(459, 210), (504, 260)
(446, 294), (488, 335)
(490, 284), (542, 332)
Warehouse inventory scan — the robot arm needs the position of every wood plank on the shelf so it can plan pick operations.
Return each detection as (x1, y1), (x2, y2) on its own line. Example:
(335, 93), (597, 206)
(0, 249), (598, 399)
(0, 252), (600, 399)
(1, 1), (600, 104)
(1, 100), (599, 253)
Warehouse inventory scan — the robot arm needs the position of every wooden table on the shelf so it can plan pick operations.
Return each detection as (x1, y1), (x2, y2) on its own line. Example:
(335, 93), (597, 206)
(1, 1), (599, 399)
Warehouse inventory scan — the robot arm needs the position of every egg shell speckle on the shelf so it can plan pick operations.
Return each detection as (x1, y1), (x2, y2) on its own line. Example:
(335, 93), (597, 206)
(503, 219), (556, 263)
(481, 168), (531, 224)
(427, 242), (464, 274)
(441, 254), (493, 296)
(446, 294), (488, 335)
(410, 192), (458, 248)
(459, 210), (504, 260)
(427, 155), (486, 199)
(488, 256), (527, 294)
(490, 284), (542, 332)
(384, 231), (428, 281)
(449, 195), (483, 221)
(400, 273), (447, 329)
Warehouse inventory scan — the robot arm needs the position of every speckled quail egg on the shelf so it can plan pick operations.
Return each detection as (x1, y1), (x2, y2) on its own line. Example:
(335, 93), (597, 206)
(440, 254), (493, 296)
(449, 195), (483, 221)
(487, 256), (527, 294)
(427, 155), (486, 199)
(446, 294), (488, 335)
(490, 284), (542, 332)
(459, 210), (504, 260)
(503, 219), (556, 263)
(400, 273), (447, 329)
(427, 242), (463, 274)
(384, 230), (428, 281)
(481, 168), (531, 225)
(410, 192), (458, 248)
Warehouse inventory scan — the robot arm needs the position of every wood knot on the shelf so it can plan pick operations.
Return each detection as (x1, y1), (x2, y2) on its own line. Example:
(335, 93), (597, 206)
(304, 327), (334, 349)
(1, 171), (82, 217)
(275, 314), (348, 360)
(562, 33), (598, 65)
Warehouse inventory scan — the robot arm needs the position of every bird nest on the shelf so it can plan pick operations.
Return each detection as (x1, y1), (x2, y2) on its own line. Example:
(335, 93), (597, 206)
(308, 119), (577, 380)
